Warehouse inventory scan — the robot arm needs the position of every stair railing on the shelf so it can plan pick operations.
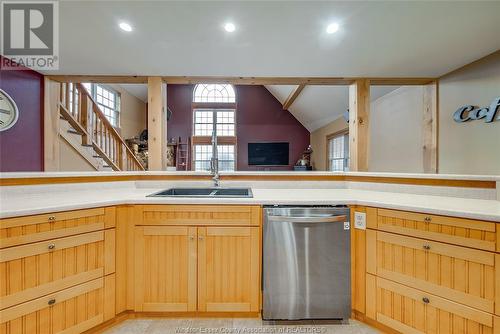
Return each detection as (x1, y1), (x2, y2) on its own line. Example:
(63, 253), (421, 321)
(59, 82), (145, 171)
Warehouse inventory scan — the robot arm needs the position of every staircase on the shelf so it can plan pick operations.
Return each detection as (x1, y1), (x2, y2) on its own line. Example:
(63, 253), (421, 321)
(57, 83), (145, 171)
(59, 117), (113, 171)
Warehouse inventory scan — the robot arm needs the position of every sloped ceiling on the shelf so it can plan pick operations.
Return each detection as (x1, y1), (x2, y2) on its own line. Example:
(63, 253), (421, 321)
(265, 85), (397, 132)
(118, 84), (148, 102)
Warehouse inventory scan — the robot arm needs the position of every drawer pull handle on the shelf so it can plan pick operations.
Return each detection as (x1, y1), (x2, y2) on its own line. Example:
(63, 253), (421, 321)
(424, 217), (432, 223)
(199, 236), (204, 241)
(422, 297), (430, 304)
(48, 298), (56, 306)
(423, 244), (431, 250)
(48, 216), (56, 221)
(48, 244), (56, 250)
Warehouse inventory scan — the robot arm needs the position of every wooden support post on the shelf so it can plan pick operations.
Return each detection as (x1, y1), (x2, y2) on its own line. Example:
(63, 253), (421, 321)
(147, 77), (167, 171)
(43, 78), (61, 171)
(348, 79), (370, 171)
(80, 94), (91, 146)
(422, 80), (438, 173)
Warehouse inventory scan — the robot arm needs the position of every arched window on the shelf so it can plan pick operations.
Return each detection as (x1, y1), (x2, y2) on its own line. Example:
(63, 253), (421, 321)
(193, 84), (236, 103)
(192, 84), (237, 172)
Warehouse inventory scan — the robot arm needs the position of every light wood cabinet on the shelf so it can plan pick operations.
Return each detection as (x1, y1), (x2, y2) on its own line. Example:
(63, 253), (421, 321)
(134, 205), (262, 314)
(134, 226), (197, 312)
(198, 227), (260, 312)
(356, 207), (500, 334)
(0, 207), (116, 334)
(376, 208), (497, 252)
(0, 278), (104, 334)
(368, 230), (497, 313)
(368, 276), (499, 334)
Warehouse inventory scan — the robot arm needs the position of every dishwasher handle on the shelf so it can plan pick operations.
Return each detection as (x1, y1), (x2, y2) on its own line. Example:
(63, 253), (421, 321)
(267, 215), (347, 223)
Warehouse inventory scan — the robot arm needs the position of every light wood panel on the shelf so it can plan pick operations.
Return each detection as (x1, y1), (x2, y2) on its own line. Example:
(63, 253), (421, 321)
(43, 77), (61, 171)
(0, 231), (104, 308)
(197, 227), (260, 312)
(376, 208), (497, 251)
(350, 206), (366, 313)
(375, 277), (496, 334)
(147, 77), (167, 171)
(140, 205), (261, 226)
(348, 79), (370, 171)
(0, 278), (104, 333)
(47, 75), (436, 86)
(372, 230), (496, 313)
(1, 174), (495, 189)
(422, 81), (438, 173)
(134, 226), (197, 312)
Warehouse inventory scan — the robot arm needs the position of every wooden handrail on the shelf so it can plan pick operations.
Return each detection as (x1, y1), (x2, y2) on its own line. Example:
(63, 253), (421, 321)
(59, 82), (145, 171)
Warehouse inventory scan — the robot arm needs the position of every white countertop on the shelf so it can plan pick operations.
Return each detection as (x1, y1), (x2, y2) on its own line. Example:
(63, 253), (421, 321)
(1, 186), (499, 222)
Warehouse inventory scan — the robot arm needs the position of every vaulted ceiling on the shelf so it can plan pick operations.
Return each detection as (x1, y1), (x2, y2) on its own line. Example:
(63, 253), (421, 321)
(52, 1), (500, 77)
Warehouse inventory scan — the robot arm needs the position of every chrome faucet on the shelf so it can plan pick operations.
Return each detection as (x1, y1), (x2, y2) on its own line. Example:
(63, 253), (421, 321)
(210, 129), (220, 187)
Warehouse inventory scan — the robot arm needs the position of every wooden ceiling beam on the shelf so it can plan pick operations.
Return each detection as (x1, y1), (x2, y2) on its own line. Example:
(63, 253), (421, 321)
(282, 84), (305, 110)
(47, 75), (436, 86)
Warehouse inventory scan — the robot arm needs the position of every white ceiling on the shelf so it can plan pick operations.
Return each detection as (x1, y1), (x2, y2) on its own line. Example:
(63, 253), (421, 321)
(52, 1), (500, 77)
(265, 85), (396, 131)
(119, 84), (148, 102)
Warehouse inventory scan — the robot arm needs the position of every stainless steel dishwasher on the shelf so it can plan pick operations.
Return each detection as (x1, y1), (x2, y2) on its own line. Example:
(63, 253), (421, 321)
(263, 205), (351, 320)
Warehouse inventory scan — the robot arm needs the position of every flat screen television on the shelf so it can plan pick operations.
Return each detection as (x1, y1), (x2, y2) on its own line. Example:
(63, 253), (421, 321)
(248, 142), (289, 166)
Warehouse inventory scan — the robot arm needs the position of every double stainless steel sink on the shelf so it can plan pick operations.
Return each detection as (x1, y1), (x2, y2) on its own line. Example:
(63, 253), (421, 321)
(148, 187), (253, 198)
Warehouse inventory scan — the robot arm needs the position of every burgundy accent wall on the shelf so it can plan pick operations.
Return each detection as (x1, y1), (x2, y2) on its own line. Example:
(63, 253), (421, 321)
(0, 56), (44, 172)
(166, 84), (310, 171)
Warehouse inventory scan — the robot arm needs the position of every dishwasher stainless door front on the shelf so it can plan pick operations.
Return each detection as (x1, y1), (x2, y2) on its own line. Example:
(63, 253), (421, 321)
(263, 207), (351, 320)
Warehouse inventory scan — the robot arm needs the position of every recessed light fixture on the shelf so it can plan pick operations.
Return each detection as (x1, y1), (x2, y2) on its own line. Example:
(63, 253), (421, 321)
(326, 23), (339, 34)
(224, 22), (236, 33)
(119, 22), (133, 32)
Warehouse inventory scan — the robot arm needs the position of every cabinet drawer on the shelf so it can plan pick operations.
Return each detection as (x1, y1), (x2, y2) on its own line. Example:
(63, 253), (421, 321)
(0, 207), (114, 249)
(367, 230), (497, 313)
(0, 277), (104, 333)
(139, 205), (261, 226)
(374, 276), (496, 334)
(376, 208), (496, 251)
(0, 231), (104, 309)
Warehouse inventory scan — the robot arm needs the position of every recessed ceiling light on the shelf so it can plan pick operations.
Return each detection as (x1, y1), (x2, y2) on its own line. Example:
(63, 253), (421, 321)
(224, 22), (236, 33)
(119, 22), (133, 32)
(326, 23), (339, 34)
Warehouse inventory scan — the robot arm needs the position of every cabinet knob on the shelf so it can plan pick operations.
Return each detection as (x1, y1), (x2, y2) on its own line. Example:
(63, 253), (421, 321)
(48, 216), (56, 221)
(48, 243), (56, 250)
(422, 297), (430, 304)
(198, 236), (204, 241)
(423, 244), (431, 250)
(424, 216), (432, 223)
(189, 236), (195, 241)
(48, 298), (56, 306)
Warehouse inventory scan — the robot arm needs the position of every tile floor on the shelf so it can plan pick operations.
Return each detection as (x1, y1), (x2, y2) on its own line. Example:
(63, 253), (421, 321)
(104, 318), (379, 334)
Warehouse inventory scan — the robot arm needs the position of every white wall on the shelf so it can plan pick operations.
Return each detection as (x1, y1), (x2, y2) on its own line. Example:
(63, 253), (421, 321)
(438, 52), (500, 175)
(369, 86), (424, 173)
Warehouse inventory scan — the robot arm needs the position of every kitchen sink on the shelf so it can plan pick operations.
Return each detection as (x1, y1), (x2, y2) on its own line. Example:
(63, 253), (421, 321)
(147, 187), (253, 198)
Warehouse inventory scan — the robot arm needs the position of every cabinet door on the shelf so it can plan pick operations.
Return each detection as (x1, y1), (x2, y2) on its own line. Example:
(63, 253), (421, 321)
(0, 278), (104, 334)
(367, 230), (497, 314)
(198, 227), (260, 312)
(134, 226), (197, 312)
(373, 276), (497, 334)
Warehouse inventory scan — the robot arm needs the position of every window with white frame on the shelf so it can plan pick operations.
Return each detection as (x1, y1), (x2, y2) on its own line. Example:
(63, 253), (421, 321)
(328, 132), (349, 171)
(82, 83), (120, 127)
(192, 84), (236, 171)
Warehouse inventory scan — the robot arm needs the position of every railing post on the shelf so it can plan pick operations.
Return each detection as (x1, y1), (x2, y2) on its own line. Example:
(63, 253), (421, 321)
(119, 143), (127, 171)
(80, 92), (91, 146)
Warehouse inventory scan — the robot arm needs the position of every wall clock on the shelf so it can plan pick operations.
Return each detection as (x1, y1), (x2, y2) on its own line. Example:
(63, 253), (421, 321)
(0, 89), (19, 132)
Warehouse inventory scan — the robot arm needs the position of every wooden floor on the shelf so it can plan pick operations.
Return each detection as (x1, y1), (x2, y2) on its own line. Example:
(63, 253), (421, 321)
(103, 318), (379, 333)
